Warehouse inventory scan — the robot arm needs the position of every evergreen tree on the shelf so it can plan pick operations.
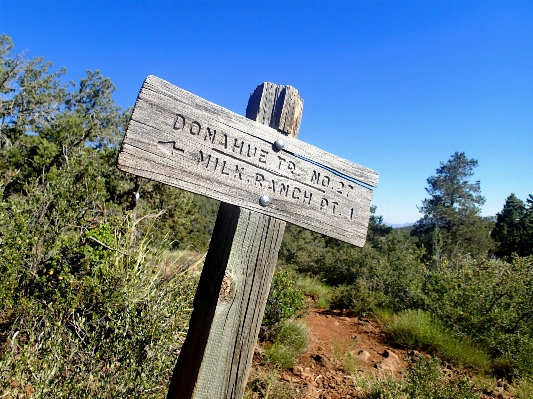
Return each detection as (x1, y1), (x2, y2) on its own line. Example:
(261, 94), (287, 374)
(366, 205), (393, 247)
(522, 195), (533, 255)
(492, 194), (526, 259)
(492, 193), (533, 259)
(411, 152), (492, 259)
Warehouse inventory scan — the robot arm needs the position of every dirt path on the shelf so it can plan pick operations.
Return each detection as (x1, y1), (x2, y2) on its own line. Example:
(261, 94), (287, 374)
(279, 308), (408, 398)
(249, 308), (514, 399)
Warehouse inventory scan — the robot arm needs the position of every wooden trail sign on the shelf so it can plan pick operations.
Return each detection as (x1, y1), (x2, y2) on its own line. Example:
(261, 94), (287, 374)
(116, 77), (379, 399)
(117, 76), (378, 246)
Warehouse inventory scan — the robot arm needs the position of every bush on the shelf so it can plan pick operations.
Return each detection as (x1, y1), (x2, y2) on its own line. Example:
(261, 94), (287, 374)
(383, 309), (491, 371)
(424, 255), (533, 378)
(264, 321), (308, 370)
(262, 269), (306, 330)
(332, 280), (384, 316)
(0, 224), (198, 398)
(367, 356), (478, 399)
(296, 275), (332, 309)
(289, 233), (427, 314)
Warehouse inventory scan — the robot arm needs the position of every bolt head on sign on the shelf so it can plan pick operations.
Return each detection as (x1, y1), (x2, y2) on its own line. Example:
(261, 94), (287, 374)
(117, 76), (379, 247)
(259, 195), (271, 207)
(274, 139), (285, 150)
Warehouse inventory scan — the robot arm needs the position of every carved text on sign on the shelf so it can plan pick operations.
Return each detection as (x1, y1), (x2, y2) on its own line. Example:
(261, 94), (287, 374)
(157, 112), (365, 222)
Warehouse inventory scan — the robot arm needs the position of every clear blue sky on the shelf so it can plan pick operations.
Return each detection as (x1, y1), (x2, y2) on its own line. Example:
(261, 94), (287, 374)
(2, 0), (531, 224)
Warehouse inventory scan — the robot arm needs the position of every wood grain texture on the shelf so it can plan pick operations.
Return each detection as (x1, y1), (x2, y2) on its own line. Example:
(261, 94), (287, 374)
(167, 207), (286, 399)
(166, 82), (299, 399)
(117, 76), (378, 246)
(245, 83), (303, 138)
(166, 203), (241, 398)
(193, 207), (285, 398)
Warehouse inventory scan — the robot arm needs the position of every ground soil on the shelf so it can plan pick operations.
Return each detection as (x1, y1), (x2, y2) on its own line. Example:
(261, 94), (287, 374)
(248, 308), (516, 399)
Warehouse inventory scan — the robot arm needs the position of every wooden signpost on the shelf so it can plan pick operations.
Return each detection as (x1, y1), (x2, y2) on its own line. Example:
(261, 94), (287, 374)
(117, 76), (379, 399)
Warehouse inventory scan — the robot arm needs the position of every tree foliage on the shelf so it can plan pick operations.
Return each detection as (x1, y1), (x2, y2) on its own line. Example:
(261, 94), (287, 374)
(366, 205), (393, 246)
(0, 34), (210, 397)
(0, 34), (214, 309)
(411, 152), (492, 259)
(492, 193), (533, 259)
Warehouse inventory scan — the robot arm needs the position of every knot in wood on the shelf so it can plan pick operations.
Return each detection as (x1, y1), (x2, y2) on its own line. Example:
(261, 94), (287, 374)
(219, 275), (233, 302)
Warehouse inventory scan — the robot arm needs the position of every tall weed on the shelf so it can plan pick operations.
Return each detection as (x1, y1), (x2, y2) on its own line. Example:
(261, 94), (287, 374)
(264, 321), (308, 370)
(296, 275), (332, 309)
(383, 309), (491, 371)
(367, 356), (478, 399)
(244, 369), (294, 399)
(0, 220), (198, 398)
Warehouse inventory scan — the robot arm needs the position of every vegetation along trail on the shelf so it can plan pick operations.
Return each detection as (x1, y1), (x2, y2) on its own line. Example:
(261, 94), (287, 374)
(1, 34), (533, 398)
(247, 305), (523, 399)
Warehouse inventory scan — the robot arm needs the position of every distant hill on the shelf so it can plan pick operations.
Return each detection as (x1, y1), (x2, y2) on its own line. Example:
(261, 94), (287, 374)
(384, 222), (415, 228)
(394, 225), (414, 234)
(383, 222), (415, 234)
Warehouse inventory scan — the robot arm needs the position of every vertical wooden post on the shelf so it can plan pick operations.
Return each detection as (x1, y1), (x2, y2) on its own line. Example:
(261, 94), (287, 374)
(166, 83), (303, 399)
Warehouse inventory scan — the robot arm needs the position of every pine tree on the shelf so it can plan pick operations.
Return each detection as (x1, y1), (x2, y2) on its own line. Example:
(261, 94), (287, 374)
(492, 194), (526, 259)
(521, 195), (533, 255)
(492, 194), (533, 259)
(411, 152), (492, 259)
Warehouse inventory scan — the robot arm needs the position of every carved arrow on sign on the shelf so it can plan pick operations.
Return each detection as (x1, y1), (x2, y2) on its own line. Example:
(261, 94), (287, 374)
(117, 76), (379, 246)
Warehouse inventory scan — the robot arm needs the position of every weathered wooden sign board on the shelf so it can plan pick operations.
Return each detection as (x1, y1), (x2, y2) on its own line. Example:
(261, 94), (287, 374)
(117, 77), (379, 399)
(117, 76), (378, 246)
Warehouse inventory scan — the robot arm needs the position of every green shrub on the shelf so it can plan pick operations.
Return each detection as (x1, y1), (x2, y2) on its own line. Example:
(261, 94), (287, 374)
(264, 321), (308, 370)
(515, 340), (533, 378)
(0, 224), (198, 398)
(276, 320), (308, 353)
(384, 309), (491, 371)
(332, 280), (384, 316)
(289, 233), (427, 314)
(367, 356), (478, 399)
(424, 255), (533, 377)
(296, 275), (332, 309)
(262, 269), (306, 329)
